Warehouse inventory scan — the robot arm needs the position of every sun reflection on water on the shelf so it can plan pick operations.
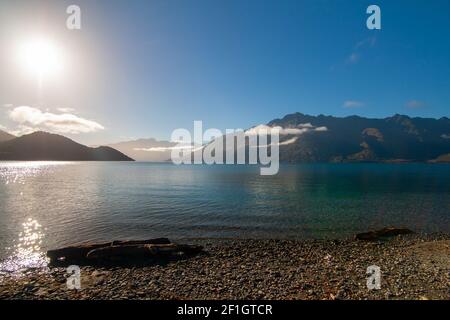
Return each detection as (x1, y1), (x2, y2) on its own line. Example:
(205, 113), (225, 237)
(0, 218), (49, 277)
(0, 162), (75, 278)
(0, 161), (74, 185)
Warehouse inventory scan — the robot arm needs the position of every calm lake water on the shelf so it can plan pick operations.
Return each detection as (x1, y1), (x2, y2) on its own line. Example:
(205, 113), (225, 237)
(0, 162), (449, 270)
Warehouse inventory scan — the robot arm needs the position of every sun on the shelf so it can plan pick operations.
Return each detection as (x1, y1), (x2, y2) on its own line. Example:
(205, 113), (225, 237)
(17, 37), (64, 79)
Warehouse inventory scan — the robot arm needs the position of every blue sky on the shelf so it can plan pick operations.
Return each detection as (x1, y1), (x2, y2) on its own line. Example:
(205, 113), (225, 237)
(0, 0), (449, 144)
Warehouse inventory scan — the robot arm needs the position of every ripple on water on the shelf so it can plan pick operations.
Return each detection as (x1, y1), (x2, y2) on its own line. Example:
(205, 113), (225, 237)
(0, 161), (74, 185)
(0, 218), (49, 278)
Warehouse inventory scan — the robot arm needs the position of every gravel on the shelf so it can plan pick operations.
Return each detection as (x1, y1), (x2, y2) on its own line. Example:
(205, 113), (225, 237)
(0, 234), (449, 300)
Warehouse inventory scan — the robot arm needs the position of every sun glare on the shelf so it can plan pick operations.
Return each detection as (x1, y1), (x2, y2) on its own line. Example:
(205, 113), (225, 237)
(17, 37), (64, 79)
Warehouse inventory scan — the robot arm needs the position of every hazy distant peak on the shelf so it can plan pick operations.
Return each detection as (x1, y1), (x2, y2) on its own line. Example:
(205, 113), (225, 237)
(0, 129), (16, 142)
(107, 138), (176, 162)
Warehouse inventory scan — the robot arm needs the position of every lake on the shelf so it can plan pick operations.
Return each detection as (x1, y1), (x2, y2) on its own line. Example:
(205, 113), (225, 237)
(0, 162), (449, 270)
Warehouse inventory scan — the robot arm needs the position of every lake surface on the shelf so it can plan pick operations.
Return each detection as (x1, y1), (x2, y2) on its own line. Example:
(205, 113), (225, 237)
(0, 162), (449, 270)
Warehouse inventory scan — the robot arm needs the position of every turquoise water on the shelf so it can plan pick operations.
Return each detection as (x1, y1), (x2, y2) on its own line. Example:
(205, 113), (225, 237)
(0, 162), (449, 264)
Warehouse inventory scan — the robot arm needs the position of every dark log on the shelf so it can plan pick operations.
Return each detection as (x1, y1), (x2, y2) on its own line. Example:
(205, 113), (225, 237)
(144, 244), (204, 256)
(86, 244), (151, 260)
(111, 238), (170, 246)
(355, 231), (378, 241)
(47, 238), (171, 262)
(376, 227), (414, 237)
(168, 244), (204, 255)
(86, 243), (203, 260)
(355, 227), (414, 241)
(47, 242), (113, 262)
(47, 238), (203, 265)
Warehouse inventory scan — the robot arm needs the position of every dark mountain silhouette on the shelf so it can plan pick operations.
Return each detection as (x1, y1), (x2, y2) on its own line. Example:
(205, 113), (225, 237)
(268, 113), (450, 163)
(0, 130), (15, 142)
(0, 131), (134, 161)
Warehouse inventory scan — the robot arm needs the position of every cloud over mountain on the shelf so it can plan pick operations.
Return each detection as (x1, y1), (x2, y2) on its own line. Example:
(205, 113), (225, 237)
(9, 106), (104, 134)
(245, 124), (327, 136)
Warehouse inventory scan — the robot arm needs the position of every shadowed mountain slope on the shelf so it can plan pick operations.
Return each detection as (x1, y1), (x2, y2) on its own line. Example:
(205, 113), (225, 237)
(0, 131), (134, 161)
(265, 113), (450, 163)
(0, 130), (15, 142)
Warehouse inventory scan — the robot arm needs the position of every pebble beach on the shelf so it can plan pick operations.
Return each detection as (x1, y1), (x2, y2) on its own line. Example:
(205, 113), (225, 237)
(0, 234), (449, 300)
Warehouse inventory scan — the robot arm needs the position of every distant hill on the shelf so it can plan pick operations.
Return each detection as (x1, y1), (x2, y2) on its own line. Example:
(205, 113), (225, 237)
(268, 113), (450, 163)
(0, 131), (134, 161)
(0, 130), (15, 142)
(429, 153), (450, 163)
(107, 138), (176, 162)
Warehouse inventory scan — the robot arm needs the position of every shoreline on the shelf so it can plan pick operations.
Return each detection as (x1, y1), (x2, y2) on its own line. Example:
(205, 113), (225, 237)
(0, 233), (449, 300)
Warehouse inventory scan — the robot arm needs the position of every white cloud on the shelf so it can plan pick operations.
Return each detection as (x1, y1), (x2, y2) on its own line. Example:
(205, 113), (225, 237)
(252, 137), (300, 148)
(9, 125), (35, 136)
(346, 53), (359, 64)
(0, 124), (7, 131)
(245, 125), (306, 136)
(298, 123), (313, 128)
(136, 123), (328, 153)
(441, 134), (450, 139)
(278, 127), (310, 135)
(354, 37), (376, 50)
(279, 137), (298, 146)
(57, 107), (76, 113)
(343, 100), (365, 108)
(245, 124), (328, 136)
(3, 104), (13, 108)
(134, 145), (203, 152)
(406, 100), (425, 109)
(9, 106), (104, 134)
(345, 37), (376, 65)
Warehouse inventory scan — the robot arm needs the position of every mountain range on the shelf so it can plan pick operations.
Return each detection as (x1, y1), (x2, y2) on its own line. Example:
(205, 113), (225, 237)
(0, 131), (133, 161)
(269, 113), (450, 163)
(0, 113), (449, 162)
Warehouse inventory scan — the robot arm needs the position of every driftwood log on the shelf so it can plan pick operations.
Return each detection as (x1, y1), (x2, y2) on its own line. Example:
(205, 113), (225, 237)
(355, 227), (414, 241)
(86, 243), (203, 260)
(46, 238), (202, 265)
